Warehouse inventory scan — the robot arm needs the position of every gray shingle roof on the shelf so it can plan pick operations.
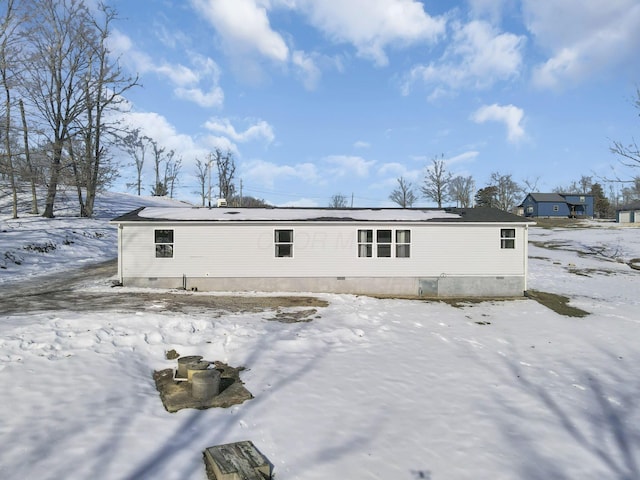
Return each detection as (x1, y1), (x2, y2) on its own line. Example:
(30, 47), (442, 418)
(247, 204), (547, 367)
(528, 193), (566, 203)
(111, 206), (533, 224)
(618, 201), (640, 211)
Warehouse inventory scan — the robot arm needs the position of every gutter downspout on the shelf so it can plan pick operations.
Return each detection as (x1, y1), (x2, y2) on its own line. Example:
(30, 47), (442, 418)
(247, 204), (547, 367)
(523, 224), (529, 293)
(118, 224), (124, 284)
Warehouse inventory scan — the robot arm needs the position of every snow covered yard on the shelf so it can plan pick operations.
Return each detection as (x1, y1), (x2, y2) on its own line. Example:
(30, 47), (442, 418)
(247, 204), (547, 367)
(1, 193), (639, 479)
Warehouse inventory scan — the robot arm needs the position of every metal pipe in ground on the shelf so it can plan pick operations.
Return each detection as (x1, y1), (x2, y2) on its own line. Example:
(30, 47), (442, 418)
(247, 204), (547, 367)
(187, 361), (211, 381)
(176, 356), (203, 379)
(192, 369), (221, 401)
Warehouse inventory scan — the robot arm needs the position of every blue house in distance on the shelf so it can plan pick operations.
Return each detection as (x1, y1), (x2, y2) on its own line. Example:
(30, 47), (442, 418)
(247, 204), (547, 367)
(518, 193), (594, 218)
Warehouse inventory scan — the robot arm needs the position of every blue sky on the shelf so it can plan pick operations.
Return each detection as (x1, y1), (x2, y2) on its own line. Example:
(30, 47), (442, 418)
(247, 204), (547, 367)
(105, 0), (640, 207)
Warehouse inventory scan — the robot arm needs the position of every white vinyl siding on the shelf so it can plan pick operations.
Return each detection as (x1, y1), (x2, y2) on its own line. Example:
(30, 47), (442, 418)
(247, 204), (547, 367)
(120, 222), (527, 279)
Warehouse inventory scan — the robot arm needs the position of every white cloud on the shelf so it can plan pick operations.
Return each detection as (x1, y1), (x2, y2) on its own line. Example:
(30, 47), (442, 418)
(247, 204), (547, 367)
(107, 29), (133, 54)
(203, 118), (275, 144)
(447, 151), (480, 165)
(296, 0), (445, 66)
(155, 63), (200, 86)
(122, 112), (186, 147)
(292, 50), (321, 90)
(377, 162), (423, 185)
(376, 162), (407, 177)
(107, 30), (224, 108)
(353, 140), (371, 149)
(325, 155), (376, 177)
(243, 159), (321, 189)
(467, 0), (510, 23)
(524, 0), (640, 88)
(470, 104), (525, 143)
(117, 111), (210, 177)
(402, 20), (525, 96)
(175, 86), (224, 108)
(203, 136), (238, 155)
(191, 0), (289, 62)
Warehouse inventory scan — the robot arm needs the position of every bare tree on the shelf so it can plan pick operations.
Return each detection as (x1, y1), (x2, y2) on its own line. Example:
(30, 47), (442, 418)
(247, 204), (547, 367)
(449, 175), (475, 207)
(70, 3), (138, 216)
(329, 193), (348, 208)
(121, 128), (148, 196)
(149, 139), (168, 196)
(215, 148), (236, 201)
(0, 0), (22, 218)
(166, 155), (182, 199)
(619, 176), (640, 204)
(553, 181), (579, 194)
(230, 194), (269, 207)
(421, 155), (452, 208)
(194, 157), (208, 206)
(610, 87), (640, 170)
(389, 176), (417, 208)
(490, 171), (522, 212)
(522, 176), (540, 194)
(22, 0), (95, 218)
(579, 175), (592, 194)
(19, 99), (38, 214)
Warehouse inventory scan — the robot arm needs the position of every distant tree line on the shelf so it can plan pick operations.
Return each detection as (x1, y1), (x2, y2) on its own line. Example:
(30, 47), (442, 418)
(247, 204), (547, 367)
(378, 158), (633, 219)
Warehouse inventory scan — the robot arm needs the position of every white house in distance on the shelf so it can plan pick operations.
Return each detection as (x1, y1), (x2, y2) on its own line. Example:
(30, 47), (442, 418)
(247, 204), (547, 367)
(111, 206), (535, 298)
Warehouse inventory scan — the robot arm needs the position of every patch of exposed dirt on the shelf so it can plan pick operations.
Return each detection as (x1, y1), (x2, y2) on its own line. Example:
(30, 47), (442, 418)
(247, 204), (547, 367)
(267, 308), (321, 323)
(432, 297), (526, 309)
(0, 257), (330, 317)
(526, 290), (590, 318)
(532, 219), (591, 229)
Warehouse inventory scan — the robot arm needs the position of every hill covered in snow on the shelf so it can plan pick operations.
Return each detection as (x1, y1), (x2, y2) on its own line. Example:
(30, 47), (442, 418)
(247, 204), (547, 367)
(0, 185), (189, 282)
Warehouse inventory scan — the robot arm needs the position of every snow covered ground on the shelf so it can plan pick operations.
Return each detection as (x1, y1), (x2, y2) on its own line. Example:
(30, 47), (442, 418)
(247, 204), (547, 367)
(1, 189), (639, 480)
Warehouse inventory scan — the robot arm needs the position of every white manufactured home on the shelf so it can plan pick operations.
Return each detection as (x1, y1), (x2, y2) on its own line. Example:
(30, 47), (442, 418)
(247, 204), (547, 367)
(111, 206), (535, 297)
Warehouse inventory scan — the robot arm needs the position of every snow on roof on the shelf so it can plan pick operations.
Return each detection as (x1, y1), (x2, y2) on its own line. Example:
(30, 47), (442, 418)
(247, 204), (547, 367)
(112, 206), (534, 224)
(134, 206), (462, 222)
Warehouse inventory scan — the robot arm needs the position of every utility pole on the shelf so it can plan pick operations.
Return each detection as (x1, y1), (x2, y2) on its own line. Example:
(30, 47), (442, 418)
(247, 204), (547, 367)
(239, 178), (243, 207)
(207, 152), (212, 208)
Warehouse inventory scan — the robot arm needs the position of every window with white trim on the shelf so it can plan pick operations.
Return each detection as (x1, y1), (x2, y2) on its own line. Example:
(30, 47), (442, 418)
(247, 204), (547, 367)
(377, 230), (392, 257)
(357, 229), (411, 258)
(553, 205), (559, 212)
(396, 230), (411, 258)
(155, 229), (174, 258)
(500, 228), (515, 249)
(358, 229), (373, 257)
(274, 229), (293, 257)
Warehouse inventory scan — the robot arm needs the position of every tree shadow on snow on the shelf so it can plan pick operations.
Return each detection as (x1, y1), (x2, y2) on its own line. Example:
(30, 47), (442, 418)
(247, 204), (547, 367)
(492, 349), (640, 480)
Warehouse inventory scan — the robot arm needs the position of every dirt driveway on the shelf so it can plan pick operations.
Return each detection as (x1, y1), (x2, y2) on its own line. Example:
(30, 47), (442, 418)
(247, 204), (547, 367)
(0, 259), (327, 316)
